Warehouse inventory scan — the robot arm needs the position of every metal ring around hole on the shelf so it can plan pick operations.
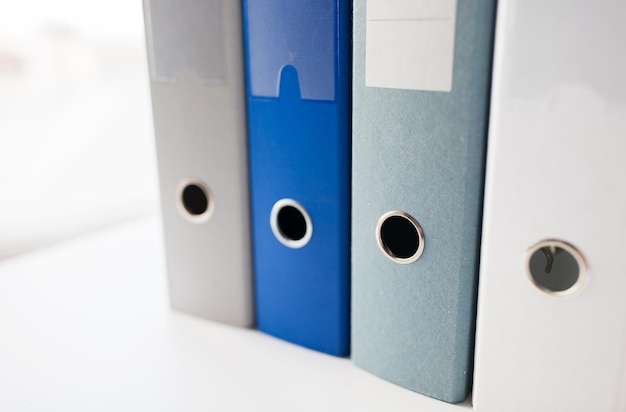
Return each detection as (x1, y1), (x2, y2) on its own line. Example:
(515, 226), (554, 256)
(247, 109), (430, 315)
(525, 239), (587, 297)
(270, 198), (313, 249)
(376, 210), (425, 264)
(176, 178), (215, 224)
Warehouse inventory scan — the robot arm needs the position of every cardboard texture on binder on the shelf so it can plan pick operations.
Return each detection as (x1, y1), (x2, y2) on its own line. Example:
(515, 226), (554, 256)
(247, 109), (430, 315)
(351, 0), (496, 403)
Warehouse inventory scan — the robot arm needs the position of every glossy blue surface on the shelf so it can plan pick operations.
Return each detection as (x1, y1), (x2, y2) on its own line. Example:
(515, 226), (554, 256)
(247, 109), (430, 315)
(243, 0), (351, 356)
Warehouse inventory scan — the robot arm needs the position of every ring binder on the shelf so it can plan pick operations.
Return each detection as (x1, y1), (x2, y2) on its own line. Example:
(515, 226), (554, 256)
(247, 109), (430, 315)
(243, 0), (352, 356)
(473, 0), (626, 410)
(143, 0), (254, 327)
(351, 0), (496, 402)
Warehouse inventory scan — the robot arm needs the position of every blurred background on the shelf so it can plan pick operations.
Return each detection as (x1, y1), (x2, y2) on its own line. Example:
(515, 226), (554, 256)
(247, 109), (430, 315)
(0, 0), (159, 258)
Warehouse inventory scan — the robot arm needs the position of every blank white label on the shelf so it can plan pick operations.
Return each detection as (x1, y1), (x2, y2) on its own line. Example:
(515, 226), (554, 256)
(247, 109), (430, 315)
(366, 0), (457, 92)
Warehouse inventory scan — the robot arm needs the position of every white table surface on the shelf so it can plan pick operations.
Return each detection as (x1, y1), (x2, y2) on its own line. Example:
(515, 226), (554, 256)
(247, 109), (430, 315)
(0, 215), (471, 411)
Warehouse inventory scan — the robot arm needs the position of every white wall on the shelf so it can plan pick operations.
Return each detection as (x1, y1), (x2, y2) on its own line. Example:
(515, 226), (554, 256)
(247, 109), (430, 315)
(0, 0), (159, 258)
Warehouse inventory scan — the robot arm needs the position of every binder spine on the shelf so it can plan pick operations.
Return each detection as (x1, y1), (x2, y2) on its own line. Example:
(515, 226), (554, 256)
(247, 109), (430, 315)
(473, 0), (626, 410)
(243, 0), (351, 356)
(144, 0), (254, 327)
(351, 0), (496, 402)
